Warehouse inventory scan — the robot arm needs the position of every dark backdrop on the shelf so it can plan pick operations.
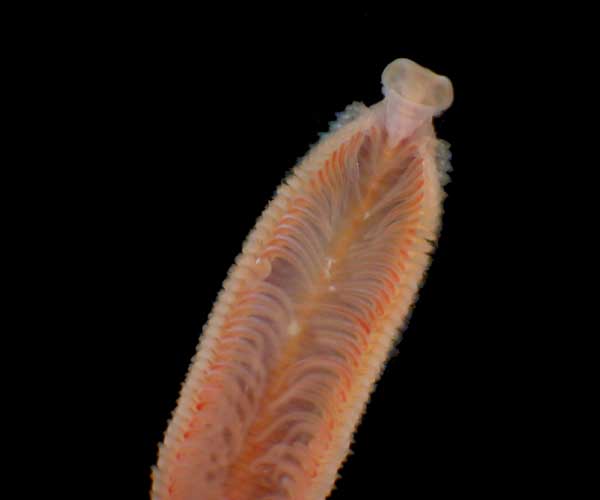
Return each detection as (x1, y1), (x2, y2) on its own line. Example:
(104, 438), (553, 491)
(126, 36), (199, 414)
(76, 8), (546, 499)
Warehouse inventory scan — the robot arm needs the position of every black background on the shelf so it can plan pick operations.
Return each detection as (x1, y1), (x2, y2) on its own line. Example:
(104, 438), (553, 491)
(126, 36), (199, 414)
(60, 8), (557, 499)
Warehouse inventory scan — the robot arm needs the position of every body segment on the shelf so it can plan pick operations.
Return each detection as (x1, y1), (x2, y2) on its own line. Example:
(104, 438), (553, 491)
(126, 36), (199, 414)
(152, 59), (453, 500)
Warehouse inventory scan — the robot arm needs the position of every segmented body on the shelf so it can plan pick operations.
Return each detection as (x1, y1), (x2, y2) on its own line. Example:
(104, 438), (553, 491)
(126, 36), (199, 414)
(152, 60), (452, 500)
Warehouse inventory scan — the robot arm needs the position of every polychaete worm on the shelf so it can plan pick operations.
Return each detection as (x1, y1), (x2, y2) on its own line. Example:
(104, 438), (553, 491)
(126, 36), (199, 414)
(152, 58), (454, 500)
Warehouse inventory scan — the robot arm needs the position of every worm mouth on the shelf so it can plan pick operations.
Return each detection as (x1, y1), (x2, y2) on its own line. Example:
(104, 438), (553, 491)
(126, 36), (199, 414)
(382, 58), (453, 114)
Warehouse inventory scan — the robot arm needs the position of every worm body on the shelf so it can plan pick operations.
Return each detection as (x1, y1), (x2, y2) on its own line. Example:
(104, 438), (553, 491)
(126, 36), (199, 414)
(152, 58), (453, 500)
